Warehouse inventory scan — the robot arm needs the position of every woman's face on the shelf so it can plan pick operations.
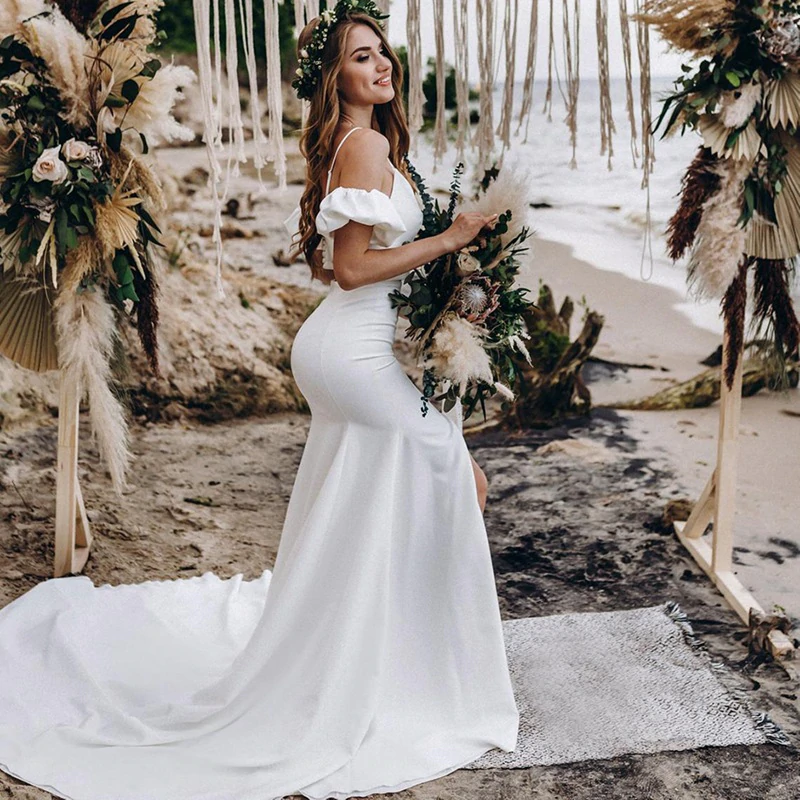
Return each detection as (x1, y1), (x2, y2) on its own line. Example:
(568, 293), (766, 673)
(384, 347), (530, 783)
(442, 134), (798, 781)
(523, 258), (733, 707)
(336, 23), (394, 106)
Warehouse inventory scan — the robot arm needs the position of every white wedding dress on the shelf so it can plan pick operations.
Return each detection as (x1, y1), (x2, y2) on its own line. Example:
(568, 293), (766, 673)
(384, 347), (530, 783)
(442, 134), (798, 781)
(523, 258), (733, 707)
(0, 128), (519, 800)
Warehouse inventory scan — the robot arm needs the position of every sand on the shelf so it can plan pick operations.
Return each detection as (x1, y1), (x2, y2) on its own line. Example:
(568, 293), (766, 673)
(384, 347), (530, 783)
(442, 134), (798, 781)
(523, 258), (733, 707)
(0, 138), (798, 799)
(523, 233), (800, 626)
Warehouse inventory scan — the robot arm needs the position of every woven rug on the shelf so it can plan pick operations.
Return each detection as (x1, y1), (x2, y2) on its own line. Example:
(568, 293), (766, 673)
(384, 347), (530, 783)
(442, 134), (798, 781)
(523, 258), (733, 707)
(466, 601), (792, 768)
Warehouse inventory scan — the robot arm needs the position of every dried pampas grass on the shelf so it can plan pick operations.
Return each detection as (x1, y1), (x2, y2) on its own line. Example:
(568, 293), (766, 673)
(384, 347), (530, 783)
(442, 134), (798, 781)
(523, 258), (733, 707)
(666, 146), (720, 261)
(122, 64), (197, 147)
(61, 235), (104, 293)
(461, 160), (532, 247)
(720, 256), (750, 389)
(718, 81), (761, 129)
(425, 313), (493, 394)
(631, 0), (739, 56)
(752, 257), (800, 363)
(54, 287), (131, 494)
(0, 0), (48, 38)
(20, 6), (91, 128)
(688, 157), (751, 299)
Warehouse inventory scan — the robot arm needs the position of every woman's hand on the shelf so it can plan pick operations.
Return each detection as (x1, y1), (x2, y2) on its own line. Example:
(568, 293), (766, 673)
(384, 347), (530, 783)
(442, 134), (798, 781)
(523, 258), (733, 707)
(440, 212), (498, 253)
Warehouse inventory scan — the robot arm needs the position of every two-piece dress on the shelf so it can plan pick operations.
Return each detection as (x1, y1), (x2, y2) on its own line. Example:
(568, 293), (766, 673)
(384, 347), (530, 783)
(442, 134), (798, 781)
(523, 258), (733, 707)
(0, 126), (519, 800)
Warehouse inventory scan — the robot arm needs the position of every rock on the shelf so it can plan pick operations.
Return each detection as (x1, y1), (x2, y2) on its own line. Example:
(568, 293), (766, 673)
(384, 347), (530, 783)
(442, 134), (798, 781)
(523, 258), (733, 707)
(535, 437), (618, 463)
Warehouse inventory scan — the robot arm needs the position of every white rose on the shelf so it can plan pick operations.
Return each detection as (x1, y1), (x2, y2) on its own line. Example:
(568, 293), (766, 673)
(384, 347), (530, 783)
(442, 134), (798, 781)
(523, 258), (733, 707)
(456, 250), (481, 276)
(32, 146), (68, 185)
(62, 138), (91, 161)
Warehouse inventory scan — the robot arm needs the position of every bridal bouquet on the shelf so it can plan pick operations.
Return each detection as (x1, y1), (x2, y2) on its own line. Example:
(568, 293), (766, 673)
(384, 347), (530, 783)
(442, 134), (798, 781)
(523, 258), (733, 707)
(0, 0), (195, 491)
(388, 160), (535, 421)
(642, 0), (800, 388)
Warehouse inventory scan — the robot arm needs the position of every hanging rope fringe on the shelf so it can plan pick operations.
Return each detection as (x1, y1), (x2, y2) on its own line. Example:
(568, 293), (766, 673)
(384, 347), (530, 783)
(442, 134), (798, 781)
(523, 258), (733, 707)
(192, 0), (226, 297)
(432, 0), (448, 166)
(264, 0), (287, 193)
(453, 0), (472, 160)
(475, 0), (497, 173)
(515, 0), (538, 142)
(238, 0), (267, 183)
(619, 0), (640, 166)
(543, 0), (555, 121)
(562, 0), (580, 169)
(406, 0), (424, 152)
(497, 0), (519, 156)
(189, 0), (660, 294)
(634, 0), (655, 279)
(596, 0), (615, 170)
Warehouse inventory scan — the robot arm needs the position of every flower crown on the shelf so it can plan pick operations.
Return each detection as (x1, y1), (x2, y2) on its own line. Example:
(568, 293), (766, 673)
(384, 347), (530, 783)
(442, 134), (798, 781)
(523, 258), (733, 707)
(292, 0), (391, 101)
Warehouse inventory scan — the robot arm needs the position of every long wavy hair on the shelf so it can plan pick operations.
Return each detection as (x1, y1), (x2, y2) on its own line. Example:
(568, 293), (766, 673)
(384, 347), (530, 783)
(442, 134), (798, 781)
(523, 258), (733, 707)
(291, 12), (413, 285)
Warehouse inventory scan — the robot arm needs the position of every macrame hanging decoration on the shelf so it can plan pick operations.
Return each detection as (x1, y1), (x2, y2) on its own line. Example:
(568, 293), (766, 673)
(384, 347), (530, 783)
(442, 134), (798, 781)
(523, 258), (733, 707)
(618, 0), (640, 165)
(474, 0), (497, 173)
(191, 0), (285, 298)
(406, 0), (424, 143)
(497, 0), (520, 153)
(452, 0), (473, 160)
(514, 0), (538, 143)
(432, 0), (448, 166)
(596, 0), (615, 170)
(188, 0), (656, 280)
(562, 0), (581, 169)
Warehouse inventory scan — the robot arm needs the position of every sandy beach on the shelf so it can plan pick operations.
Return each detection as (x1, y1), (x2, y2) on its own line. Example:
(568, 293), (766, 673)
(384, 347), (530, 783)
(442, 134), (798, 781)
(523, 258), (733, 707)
(1, 135), (798, 798)
(525, 233), (800, 626)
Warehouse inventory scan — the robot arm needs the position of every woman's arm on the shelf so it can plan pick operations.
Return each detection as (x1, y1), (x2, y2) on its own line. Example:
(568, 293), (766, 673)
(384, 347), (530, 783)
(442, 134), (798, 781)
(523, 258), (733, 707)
(330, 130), (492, 291)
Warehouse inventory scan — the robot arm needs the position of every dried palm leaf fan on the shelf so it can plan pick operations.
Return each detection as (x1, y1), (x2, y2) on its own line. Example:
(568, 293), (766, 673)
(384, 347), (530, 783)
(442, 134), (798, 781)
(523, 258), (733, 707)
(745, 133), (800, 260)
(0, 272), (59, 372)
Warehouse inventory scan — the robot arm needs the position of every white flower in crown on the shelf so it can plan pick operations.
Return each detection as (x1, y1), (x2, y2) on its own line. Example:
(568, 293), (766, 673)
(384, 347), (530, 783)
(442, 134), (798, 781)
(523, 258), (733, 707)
(300, 48), (309, 59)
(296, 67), (303, 76)
(321, 8), (334, 22)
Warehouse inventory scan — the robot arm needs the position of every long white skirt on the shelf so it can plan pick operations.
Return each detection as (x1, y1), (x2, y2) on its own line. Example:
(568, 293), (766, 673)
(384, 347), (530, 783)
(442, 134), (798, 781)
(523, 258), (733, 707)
(0, 277), (519, 800)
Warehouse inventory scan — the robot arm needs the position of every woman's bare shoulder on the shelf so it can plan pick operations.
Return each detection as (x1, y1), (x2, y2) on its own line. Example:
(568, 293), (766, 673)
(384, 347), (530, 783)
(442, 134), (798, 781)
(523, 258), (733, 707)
(334, 128), (391, 186)
(336, 128), (389, 166)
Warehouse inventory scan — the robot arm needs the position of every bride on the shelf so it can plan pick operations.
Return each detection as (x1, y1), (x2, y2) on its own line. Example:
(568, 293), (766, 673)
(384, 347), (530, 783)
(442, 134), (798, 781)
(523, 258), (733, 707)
(0, 2), (518, 799)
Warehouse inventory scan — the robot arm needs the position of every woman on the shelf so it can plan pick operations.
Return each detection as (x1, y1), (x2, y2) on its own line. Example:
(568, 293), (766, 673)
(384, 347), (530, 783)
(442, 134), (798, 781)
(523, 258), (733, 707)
(0, 3), (518, 799)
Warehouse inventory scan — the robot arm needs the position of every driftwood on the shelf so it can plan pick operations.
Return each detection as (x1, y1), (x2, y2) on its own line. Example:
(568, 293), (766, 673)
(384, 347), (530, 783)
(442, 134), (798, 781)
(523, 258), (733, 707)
(502, 285), (605, 428)
(614, 359), (799, 410)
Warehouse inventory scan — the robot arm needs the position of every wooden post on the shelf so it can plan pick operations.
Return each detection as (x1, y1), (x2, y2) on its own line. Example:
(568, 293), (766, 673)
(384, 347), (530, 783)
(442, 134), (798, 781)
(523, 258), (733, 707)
(674, 330), (794, 659)
(54, 372), (93, 577)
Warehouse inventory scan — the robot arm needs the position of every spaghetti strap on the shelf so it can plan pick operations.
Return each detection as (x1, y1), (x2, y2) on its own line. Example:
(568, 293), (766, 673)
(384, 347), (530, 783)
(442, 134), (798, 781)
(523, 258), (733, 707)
(325, 126), (364, 196)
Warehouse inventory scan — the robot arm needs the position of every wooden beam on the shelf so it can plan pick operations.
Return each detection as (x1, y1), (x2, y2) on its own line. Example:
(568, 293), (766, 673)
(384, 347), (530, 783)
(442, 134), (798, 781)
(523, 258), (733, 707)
(673, 328), (794, 660)
(54, 373), (92, 577)
(675, 521), (794, 659)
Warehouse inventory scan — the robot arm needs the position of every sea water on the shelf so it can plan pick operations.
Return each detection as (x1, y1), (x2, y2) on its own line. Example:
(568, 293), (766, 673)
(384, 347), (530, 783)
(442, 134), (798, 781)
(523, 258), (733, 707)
(409, 76), (797, 336)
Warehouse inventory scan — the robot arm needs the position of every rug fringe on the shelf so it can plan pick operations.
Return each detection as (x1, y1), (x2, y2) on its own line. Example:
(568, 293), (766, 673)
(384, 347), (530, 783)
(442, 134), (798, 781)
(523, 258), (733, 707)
(662, 600), (793, 748)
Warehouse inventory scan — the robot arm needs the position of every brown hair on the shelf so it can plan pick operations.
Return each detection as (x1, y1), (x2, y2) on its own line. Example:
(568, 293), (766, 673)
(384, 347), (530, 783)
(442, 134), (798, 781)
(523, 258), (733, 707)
(291, 12), (413, 284)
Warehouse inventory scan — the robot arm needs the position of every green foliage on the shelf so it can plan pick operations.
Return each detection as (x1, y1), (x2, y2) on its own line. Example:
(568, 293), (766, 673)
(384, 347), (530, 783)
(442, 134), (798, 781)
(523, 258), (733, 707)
(422, 56), (458, 113)
(389, 159), (535, 421)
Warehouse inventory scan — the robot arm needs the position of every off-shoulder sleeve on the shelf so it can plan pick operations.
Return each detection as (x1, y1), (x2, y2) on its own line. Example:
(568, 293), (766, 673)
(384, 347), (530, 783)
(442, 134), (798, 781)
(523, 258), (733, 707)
(315, 186), (407, 247)
(282, 205), (301, 240)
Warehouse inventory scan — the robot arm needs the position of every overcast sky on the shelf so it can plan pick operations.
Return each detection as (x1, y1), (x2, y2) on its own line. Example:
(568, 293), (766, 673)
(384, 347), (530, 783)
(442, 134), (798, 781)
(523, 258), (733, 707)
(383, 0), (686, 80)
